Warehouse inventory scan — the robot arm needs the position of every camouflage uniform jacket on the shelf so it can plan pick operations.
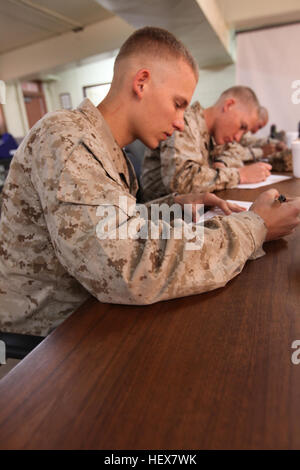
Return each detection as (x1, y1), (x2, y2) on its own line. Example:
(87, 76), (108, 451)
(211, 141), (262, 168)
(241, 132), (281, 149)
(0, 99), (266, 336)
(240, 133), (292, 171)
(211, 135), (293, 172)
(212, 131), (283, 168)
(141, 101), (240, 202)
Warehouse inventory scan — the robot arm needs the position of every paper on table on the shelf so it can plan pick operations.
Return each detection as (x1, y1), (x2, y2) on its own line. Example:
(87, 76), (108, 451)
(237, 174), (292, 189)
(197, 200), (252, 223)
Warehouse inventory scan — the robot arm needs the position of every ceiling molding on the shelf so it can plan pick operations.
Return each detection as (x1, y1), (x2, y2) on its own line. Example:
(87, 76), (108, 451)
(0, 16), (134, 82)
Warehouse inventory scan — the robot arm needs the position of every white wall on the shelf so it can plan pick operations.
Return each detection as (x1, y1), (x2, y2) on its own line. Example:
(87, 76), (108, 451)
(192, 63), (236, 107)
(2, 82), (29, 138)
(1, 52), (117, 138)
(48, 53), (117, 112)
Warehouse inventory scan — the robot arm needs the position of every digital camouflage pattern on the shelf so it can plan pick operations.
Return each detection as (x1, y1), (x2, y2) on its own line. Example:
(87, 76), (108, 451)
(268, 150), (293, 172)
(240, 132), (282, 148)
(212, 132), (292, 171)
(0, 99), (267, 336)
(211, 142), (255, 168)
(141, 101), (241, 202)
(0, 165), (8, 216)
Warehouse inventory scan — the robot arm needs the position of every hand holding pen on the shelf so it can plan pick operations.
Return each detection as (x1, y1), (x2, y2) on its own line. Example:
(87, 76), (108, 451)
(250, 189), (300, 241)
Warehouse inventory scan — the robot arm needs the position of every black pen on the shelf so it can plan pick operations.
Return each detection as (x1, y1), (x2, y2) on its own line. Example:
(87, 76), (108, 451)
(277, 194), (286, 203)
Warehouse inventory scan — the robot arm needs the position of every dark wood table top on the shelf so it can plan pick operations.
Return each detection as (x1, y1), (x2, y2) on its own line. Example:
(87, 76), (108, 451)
(0, 177), (300, 450)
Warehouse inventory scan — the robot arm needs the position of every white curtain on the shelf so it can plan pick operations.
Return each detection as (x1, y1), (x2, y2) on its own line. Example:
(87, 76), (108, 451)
(236, 23), (300, 137)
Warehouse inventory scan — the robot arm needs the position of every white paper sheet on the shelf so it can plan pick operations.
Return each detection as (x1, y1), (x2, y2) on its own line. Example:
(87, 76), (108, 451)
(198, 200), (252, 223)
(237, 174), (292, 189)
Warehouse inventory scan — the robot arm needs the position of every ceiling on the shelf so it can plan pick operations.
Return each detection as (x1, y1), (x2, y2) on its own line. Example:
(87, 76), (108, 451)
(216, 0), (300, 31)
(0, 0), (113, 54)
(96, 0), (234, 67)
(0, 0), (299, 80)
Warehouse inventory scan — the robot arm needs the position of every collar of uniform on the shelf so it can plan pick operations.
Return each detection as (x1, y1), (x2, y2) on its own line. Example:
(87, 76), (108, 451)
(122, 151), (139, 197)
(77, 98), (132, 191)
(193, 101), (210, 147)
(194, 101), (208, 131)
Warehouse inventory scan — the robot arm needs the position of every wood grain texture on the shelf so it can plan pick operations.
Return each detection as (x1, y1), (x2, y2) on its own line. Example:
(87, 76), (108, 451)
(0, 177), (299, 449)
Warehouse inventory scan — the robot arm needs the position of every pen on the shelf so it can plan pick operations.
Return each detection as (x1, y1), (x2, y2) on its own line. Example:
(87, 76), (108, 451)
(277, 194), (286, 203)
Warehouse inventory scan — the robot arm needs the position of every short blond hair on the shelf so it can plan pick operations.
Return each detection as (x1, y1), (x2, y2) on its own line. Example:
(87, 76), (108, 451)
(115, 26), (199, 80)
(218, 86), (260, 112)
(259, 106), (268, 123)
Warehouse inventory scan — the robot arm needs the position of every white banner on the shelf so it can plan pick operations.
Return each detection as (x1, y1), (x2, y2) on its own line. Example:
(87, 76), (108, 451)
(236, 23), (300, 136)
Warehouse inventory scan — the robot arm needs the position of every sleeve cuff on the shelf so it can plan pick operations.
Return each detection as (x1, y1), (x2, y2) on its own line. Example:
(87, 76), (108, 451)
(252, 148), (264, 159)
(231, 210), (267, 258)
(145, 192), (179, 207)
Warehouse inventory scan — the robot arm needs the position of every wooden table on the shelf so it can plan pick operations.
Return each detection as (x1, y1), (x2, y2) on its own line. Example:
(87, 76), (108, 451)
(0, 177), (300, 450)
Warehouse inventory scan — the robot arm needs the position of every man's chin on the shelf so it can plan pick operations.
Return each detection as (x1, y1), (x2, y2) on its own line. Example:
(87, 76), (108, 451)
(142, 138), (160, 150)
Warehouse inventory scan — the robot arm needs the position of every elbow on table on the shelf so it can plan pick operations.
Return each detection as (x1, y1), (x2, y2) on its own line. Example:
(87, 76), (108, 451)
(90, 275), (168, 306)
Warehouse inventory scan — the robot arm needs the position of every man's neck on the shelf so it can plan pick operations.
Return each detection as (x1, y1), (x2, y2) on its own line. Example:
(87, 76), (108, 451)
(202, 106), (215, 136)
(97, 96), (133, 148)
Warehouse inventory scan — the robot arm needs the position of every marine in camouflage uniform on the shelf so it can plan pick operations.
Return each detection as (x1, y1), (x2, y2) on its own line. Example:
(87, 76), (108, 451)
(241, 132), (292, 172)
(212, 131), (292, 172)
(0, 99), (267, 336)
(141, 101), (241, 202)
(268, 150), (293, 172)
(240, 131), (285, 148)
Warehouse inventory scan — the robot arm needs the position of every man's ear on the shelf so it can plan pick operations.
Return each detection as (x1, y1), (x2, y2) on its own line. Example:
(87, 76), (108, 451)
(132, 69), (150, 99)
(223, 98), (235, 113)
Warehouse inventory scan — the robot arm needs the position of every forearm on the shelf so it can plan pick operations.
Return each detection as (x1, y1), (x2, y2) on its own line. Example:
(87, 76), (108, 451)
(212, 143), (262, 165)
(241, 134), (279, 148)
(166, 160), (240, 193)
(49, 202), (267, 305)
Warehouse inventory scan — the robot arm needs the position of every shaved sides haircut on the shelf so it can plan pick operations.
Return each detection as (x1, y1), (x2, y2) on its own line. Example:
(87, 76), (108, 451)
(115, 26), (199, 80)
(218, 86), (260, 112)
(259, 106), (268, 123)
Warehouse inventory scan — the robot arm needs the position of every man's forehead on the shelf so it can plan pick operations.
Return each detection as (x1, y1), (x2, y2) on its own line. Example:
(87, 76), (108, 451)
(170, 65), (196, 96)
(249, 109), (259, 125)
(165, 56), (196, 77)
(239, 106), (258, 123)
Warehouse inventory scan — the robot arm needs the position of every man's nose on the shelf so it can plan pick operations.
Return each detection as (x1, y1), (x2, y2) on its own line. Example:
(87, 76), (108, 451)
(173, 119), (185, 132)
